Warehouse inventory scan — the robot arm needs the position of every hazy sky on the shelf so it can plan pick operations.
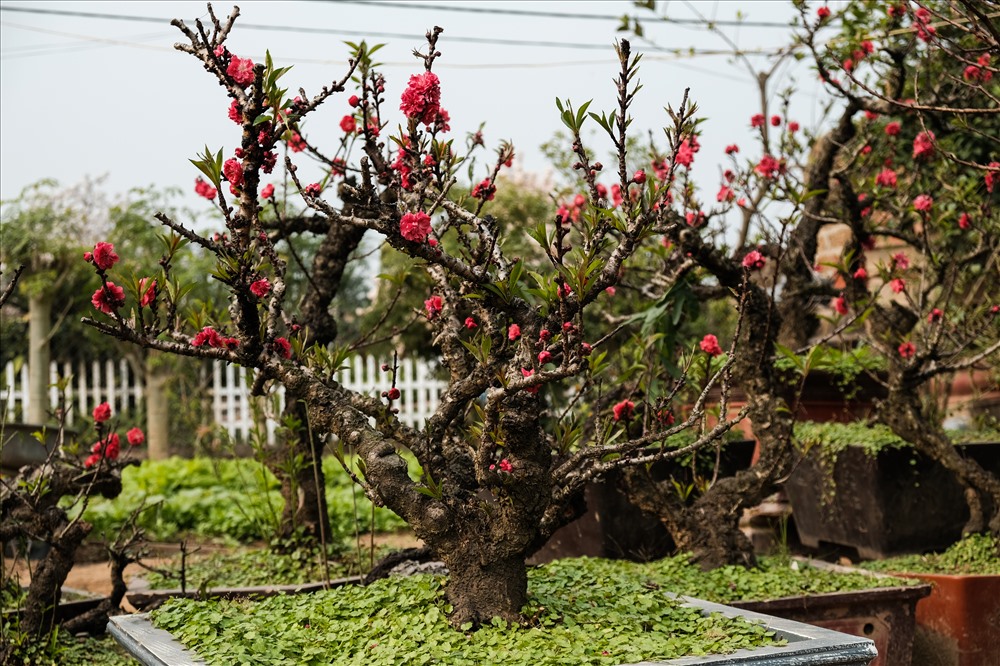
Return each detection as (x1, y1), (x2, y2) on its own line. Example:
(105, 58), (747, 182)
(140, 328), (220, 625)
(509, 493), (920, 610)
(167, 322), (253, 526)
(1, 1), (842, 214)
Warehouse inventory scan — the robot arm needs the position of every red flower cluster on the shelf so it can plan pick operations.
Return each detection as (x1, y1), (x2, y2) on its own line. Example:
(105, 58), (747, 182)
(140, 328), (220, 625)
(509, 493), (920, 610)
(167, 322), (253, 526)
(223, 158), (244, 190)
(833, 295), (849, 316)
(963, 55), (993, 83)
(93, 402), (112, 423)
(340, 115), (357, 134)
(884, 121), (901, 136)
(489, 458), (513, 473)
(612, 399), (635, 422)
(741, 250), (766, 271)
(261, 184), (275, 199)
(272, 337), (292, 359)
(287, 132), (307, 152)
(521, 368), (540, 394)
(890, 278), (906, 294)
(674, 137), (700, 168)
(424, 295), (443, 320)
(88, 242), (120, 271)
(754, 155), (784, 179)
(400, 72), (442, 126)
(91, 282), (125, 315)
(912, 131), (935, 160)
(195, 177), (218, 200)
(913, 194), (933, 212)
(250, 278), (271, 298)
(400, 211), (432, 242)
(228, 100), (241, 124)
(898, 341), (916, 359)
(464, 317), (477, 329)
(227, 55), (255, 87)
(508, 324), (521, 341)
(875, 168), (897, 189)
(699, 334), (723, 356)
(471, 178), (496, 201)
(192, 326), (239, 349)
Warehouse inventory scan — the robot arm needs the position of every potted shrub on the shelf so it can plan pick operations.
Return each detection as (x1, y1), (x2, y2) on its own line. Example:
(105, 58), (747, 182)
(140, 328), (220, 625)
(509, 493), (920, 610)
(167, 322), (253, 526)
(862, 533), (1000, 666)
(784, 421), (1000, 559)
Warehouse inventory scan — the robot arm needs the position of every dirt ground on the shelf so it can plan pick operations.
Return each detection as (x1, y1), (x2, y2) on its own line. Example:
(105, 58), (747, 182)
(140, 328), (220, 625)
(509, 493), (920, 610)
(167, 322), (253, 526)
(5, 531), (422, 607)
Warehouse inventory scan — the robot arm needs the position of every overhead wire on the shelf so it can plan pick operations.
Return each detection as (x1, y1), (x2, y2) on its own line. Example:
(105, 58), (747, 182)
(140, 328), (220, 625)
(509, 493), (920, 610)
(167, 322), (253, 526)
(330, 0), (793, 28)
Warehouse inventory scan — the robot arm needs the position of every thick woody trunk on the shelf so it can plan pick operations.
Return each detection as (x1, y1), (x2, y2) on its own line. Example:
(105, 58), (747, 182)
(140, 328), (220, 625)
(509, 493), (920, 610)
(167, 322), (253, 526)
(442, 551), (527, 627)
(27, 292), (52, 424)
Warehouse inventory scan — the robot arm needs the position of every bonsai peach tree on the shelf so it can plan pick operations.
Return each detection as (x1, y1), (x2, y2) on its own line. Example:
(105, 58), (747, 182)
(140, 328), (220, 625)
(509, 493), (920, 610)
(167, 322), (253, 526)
(796, 0), (1000, 537)
(80, 5), (767, 626)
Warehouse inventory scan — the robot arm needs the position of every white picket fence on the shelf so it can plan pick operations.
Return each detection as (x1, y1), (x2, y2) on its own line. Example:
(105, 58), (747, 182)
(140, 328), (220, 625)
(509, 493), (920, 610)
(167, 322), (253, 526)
(1, 357), (445, 445)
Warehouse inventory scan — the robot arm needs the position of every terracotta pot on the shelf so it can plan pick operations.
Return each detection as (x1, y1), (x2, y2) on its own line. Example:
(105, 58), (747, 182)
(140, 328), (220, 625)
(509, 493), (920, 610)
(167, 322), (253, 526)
(894, 572), (1000, 666)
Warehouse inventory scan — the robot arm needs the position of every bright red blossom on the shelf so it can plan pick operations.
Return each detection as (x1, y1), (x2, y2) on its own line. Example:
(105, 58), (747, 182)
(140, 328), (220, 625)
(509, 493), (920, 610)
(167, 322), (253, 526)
(834, 296), (849, 315)
(538, 350), (552, 365)
(699, 334), (723, 356)
(912, 131), (935, 160)
(400, 72), (442, 126)
(92, 242), (119, 271)
(464, 317), (477, 329)
(223, 158), (243, 188)
(725, 144), (739, 155)
(612, 400), (635, 422)
(853, 267), (868, 280)
(875, 168), (897, 188)
(817, 6), (831, 20)
(913, 194), (933, 212)
(340, 115), (357, 133)
(890, 278), (906, 294)
(226, 55), (255, 86)
(884, 121), (901, 136)
(127, 427), (145, 446)
(750, 114), (765, 128)
(521, 368), (540, 394)
(91, 282), (125, 314)
(958, 213), (971, 230)
(139, 278), (157, 307)
(424, 295), (443, 320)
(928, 308), (944, 323)
(194, 177), (218, 200)
(508, 324), (521, 341)
(261, 184), (275, 199)
(985, 163), (999, 193)
(898, 341), (916, 359)
(93, 402), (111, 423)
(272, 337), (292, 359)
(399, 211), (433, 242)
(742, 250), (766, 270)
(891, 253), (909, 270)
(250, 278), (271, 298)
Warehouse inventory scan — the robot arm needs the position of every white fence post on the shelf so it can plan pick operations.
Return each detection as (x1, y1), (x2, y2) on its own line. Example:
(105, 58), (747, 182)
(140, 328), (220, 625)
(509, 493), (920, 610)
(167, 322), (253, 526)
(3, 356), (447, 447)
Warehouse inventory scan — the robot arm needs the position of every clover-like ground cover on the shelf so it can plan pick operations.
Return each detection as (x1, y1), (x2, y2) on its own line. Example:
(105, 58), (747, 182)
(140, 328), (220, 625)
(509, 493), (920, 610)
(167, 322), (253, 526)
(152, 557), (789, 666)
(860, 532), (1000, 576)
(151, 553), (911, 665)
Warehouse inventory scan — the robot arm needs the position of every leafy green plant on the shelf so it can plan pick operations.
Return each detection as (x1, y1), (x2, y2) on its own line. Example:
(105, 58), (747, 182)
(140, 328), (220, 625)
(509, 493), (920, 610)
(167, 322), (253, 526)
(861, 533), (1000, 576)
(153, 557), (784, 666)
(78, 456), (406, 544)
(144, 546), (351, 589)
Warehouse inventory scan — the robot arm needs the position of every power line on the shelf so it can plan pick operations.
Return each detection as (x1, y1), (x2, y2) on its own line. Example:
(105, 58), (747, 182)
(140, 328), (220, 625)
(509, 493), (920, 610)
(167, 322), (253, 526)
(0, 5), (618, 51)
(331, 0), (792, 28)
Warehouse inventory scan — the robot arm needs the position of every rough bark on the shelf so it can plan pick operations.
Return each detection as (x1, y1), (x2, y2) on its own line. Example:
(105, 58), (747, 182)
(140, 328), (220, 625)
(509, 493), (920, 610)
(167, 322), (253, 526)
(442, 553), (527, 627)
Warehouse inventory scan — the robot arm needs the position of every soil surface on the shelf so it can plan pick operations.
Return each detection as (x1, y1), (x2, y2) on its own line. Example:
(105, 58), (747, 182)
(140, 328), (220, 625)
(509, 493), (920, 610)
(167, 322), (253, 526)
(5, 531), (422, 609)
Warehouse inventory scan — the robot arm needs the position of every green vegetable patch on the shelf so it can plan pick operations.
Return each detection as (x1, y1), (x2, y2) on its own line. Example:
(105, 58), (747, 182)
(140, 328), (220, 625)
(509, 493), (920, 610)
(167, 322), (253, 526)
(860, 532), (1000, 576)
(153, 557), (784, 666)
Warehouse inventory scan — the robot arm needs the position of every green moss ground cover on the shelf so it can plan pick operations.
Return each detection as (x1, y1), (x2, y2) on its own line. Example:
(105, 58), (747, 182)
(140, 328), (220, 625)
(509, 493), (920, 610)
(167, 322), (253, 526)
(152, 557), (786, 666)
(860, 532), (1000, 576)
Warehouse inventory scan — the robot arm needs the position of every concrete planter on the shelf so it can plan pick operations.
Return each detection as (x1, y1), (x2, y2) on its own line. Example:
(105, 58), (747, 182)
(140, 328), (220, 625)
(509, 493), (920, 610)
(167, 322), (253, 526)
(108, 596), (877, 666)
(0, 422), (62, 475)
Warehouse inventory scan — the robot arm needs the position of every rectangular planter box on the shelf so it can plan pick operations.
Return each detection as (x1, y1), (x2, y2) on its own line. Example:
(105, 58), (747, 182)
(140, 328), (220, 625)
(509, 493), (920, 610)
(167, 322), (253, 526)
(730, 584), (929, 666)
(785, 442), (1000, 559)
(108, 595), (877, 665)
(894, 572), (1000, 666)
